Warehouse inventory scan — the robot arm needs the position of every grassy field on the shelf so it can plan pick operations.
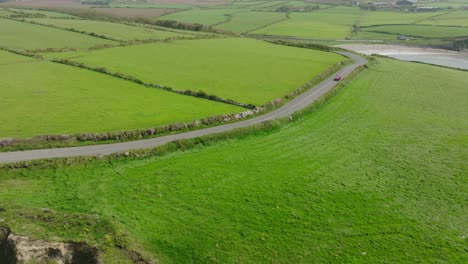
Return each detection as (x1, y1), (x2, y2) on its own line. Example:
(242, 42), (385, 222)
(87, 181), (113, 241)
(215, 11), (286, 33)
(364, 24), (468, 38)
(25, 18), (189, 41)
(53, 38), (344, 105)
(252, 6), (361, 39)
(0, 18), (115, 50)
(360, 10), (447, 26)
(0, 51), (243, 138)
(1, 58), (466, 262)
(159, 9), (238, 25)
(5, 7), (77, 18)
(417, 10), (468, 27)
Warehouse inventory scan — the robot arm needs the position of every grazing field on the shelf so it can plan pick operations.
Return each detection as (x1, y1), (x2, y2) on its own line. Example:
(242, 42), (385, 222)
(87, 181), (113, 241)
(0, 51), (243, 138)
(252, 7), (361, 39)
(215, 11), (286, 33)
(1, 58), (466, 262)
(57, 38), (344, 105)
(0, 18), (115, 50)
(5, 7), (76, 17)
(25, 18), (189, 41)
(364, 24), (468, 38)
(159, 8), (238, 25)
(417, 10), (468, 27)
(360, 10), (447, 26)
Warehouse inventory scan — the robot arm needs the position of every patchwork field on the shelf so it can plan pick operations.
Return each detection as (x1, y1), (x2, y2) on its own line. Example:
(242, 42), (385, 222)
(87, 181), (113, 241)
(1, 58), (466, 262)
(215, 11), (286, 33)
(52, 38), (344, 105)
(252, 7), (361, 39)
(360, 10), (447, 26)
(0, 51), (243, 138)
(25, 18), (189, 41)
(364, 24), (468, 38)
(417, 10), (468, 27)
(0, 18), (115, 50)
(159, 9), (238, 25)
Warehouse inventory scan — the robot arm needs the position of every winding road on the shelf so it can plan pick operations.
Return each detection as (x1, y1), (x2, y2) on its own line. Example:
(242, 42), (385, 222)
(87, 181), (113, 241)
(0, 52), (367, 163)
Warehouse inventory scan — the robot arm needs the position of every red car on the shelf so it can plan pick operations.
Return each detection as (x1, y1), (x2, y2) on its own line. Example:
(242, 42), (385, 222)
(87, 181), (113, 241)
(333, 76), (342, 81)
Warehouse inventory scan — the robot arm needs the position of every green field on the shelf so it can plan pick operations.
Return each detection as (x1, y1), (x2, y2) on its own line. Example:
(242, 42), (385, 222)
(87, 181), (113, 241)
(159, 9), (238, 25)
(5, 8), (77, 18)
(252, 6), (361, 39)
(215, 11), (286, 33)
(0, 18), (115, 50)
(53, 38), (344, 105)
(360, 10), (447, 26)
(109, 3), (194, 9)
(417, 10), (468, 27)
(25, 18), (189, 41)
(364, 24), (468, 38)
(0, 51), (243, 138)
(1, 58), (466, 262)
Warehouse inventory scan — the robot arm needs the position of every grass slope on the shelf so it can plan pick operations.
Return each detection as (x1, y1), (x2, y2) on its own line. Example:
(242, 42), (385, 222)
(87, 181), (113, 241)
(0, 51), (243, 138)
(1, 59), (466, 263)
(0, 18), (114, 50)
(159, 9), (238, 25)
(25, 18), (188, 41)
(57, 38), (344, 105)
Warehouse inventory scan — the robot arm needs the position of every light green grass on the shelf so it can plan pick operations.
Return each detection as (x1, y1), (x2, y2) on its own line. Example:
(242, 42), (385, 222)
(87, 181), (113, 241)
(253, 6), (361, 39)
(1, 59), (466, 263)
(215, 11), (286, 33)
(25, 18), (188, 41)
(0, 18), (115, 50)
(109, 3), (194, 9)
(0, 51), (243, 138)
(360, 10), (447, 26)
(58, 38), (344, 105)
(159, 9), (238, 25)
(418, 10), (468, 27)
(364, 24), (468, 38)
(6, 7), (77, 18)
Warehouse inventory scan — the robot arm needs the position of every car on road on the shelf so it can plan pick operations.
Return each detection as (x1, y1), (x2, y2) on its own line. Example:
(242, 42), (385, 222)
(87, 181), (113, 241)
(334, 76), (342, 81)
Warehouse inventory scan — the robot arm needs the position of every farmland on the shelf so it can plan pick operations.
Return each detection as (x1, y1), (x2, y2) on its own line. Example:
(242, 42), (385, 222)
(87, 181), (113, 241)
(52, 38), (344, 105)
(1, 58), (466, 262)
(0, 50), (243, 138)
(0, 18), (115, 50)
(363, 24), (468, 38)
(25, 18), (190, 41)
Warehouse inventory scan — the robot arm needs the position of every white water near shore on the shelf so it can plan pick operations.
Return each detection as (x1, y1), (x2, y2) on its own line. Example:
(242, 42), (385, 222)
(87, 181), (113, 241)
(336, 44), (468, 70)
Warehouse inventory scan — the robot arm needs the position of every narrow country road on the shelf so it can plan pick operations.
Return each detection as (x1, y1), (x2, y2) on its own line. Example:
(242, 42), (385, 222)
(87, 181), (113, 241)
(0, 52), (367, 163)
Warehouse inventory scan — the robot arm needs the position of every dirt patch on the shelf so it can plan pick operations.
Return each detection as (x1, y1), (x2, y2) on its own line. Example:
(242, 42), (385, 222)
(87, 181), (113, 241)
(0, 227), (99, 264)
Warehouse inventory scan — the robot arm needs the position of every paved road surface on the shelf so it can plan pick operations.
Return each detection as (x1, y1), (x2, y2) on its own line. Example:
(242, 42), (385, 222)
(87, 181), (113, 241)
(0, 52), (367, 163)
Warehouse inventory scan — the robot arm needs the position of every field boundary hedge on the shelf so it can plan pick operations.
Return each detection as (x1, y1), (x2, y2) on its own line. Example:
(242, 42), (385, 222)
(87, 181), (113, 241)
(0, 64), (367, 169)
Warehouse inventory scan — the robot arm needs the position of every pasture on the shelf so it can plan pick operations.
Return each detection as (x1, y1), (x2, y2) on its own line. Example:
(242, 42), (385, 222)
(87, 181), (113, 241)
(0, 51), (243, 138)
(252, 6), (361, 39)
(25, 18), (189, 41)
(364, 24), (468, 38)
(0, 18), (115, 50)
(56, 38), (344, 105)
(215, 11), (286, 33)
(1, 58), (466, 262)
(159, 9), (238, 25)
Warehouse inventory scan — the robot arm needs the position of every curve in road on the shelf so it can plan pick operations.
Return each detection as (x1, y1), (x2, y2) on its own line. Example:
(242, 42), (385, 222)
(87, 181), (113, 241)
(0, 52), (367, 163)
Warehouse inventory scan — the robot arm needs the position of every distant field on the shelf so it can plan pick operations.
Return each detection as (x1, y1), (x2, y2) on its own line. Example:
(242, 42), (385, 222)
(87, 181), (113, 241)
(55, 38), (344, 105)
(25, 18), (188, 41)
(418, 10), (468, 27)
(1, 58), (466, 262)
(159, 8), (238, 25)
(216, 11), (285, 33)
(0, 51), (242, 138)
(0, 18), (115, 50)
(364, 24), (468, 38)
(360, 10), (447, 26)
(109, 3), (194, 9)
(5, 7), (76, 17)
(252, 7), (361, 39)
